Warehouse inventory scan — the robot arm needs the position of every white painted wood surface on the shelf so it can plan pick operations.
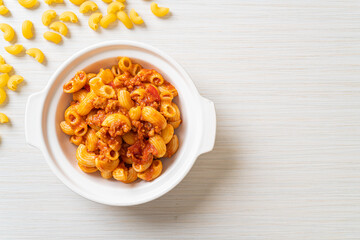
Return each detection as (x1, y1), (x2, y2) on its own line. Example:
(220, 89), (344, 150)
(1, 0), (360, 239)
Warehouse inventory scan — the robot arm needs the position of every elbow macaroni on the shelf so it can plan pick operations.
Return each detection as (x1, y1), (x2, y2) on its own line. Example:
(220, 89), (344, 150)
(107, 1), (124, 14)
(129, 9), (143, 25)
(0, 64), (12, 73)
(49, 21), (68, 36)
(0, 73), (9, 87)
(42, 10), (57, 26)
(150, 2), (170, 17)
(0, 6), (9, 15)
(7, 75), (24, 91)
(5, 44), (24, 55)
(88, 12), (102, 30)
(100, 13), (117, 28)
(26, 48), (45, 63)
(69, 0), (85, 5)
(0, 112), (9, 123)
(18, 0), (38, 8)
(61, 56), (181, 183)
(59, 11), (78, 23)
(22, 20), (34, 39)
(79, 1), (98, 14)
(0, 23), (15, 42)
(117, 11), (133, 29)
(44, 0), (63, 4)
(43, 31), (62, 44)
(0, 88), (6, 104)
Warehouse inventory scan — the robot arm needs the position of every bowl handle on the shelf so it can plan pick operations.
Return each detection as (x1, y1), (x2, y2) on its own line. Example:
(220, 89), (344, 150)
(198, 96), (217, 156)
(25, 91), (45, 150)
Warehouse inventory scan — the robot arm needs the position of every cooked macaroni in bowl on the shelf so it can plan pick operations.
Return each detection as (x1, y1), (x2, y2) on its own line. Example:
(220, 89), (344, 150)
(60, 57), (181, 183)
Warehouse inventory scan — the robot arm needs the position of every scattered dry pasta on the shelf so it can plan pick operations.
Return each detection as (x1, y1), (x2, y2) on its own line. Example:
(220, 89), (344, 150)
(79, 1), (98, 14)
(69, 0), (85, 5)
(18, 0), (38, 8)
(0, 88), (6, 104)
(22, 20), (34, 39)
(0, 23), (15, 42)
(129, 9), (143, 25)
(100, 13), (117, 28)
(88, 12), (102, 31)
(44, 0), (63, 4)
(107, 1), (124, 14)
(0, 112), (9, 123)
(150, 2), (169, 17)
(0, 73), (9, 87)
(5, 44), (24, 55)
(26, 48), (45, 63)
(0, 5), (9, 15)
(42, 10), (57, 26)
(59, 11), (78, 23)
(49, 21), (68, 36)
(43, 31), (62, 44)
(117, 11), (133, 29)
(7, 75), (24, 91)
(60, 56), (182, 182)
(0, 64), (12, 73)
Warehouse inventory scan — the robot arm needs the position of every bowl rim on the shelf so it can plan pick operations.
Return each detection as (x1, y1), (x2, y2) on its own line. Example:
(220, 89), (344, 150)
(25, 40), (216, 206)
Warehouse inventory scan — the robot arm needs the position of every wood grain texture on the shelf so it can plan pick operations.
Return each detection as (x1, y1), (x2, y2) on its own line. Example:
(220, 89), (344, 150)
(1, 0), (360, 239)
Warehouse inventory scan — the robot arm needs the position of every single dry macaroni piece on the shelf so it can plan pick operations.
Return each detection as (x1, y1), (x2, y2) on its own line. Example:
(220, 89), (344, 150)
(59, 11), (78, 23)
(129, 9), (143, 25)
(18, 0), (38, 8)
(102, 0), (112, 3)
(5, 44), (24, 55)
(0, 23), (15, 42)
(0, 112), (9, 123)
(60, 56), (181, 182)
(7, 75), (24, 91)
(0, 64), (12, 73)
(42, 10), (57, 26)
(22, 20), (34, 39)
(0, 55), (4, 64)
(117, 11), (133, 29)
(100, 13), (117, 28)
(0, 88), (6, 104)
(150, 2), (169, 17)
(69, 0), (85, 5)
(88, 12), (102, 31)
(43, 31), (62, 44)
(44, 0), (63, 4)
(79, 1), (98, 14)
(0, 5), (9, 15)
(107, 1), (124, 14)
(0, 73), (9, 87)
(49, 21), (68, 36)
(26, 48), (45, 63)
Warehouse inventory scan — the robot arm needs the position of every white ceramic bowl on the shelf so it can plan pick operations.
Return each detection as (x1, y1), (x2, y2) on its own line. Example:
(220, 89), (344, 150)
(25, 41), (216, 206)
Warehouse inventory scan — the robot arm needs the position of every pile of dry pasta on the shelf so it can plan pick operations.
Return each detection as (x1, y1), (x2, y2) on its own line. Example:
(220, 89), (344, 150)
(0, 0), (170, 125)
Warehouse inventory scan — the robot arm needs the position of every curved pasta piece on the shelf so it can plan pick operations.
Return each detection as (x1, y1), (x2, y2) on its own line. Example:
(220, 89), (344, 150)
(69, 0), (85, 5)
(141, 106), (167, 130)
(0, 23), (15, 42)
(63, 71), (87, 93)
(95, 158), (119, 173)
(128, 106), (141, 121)
(118, 56), (132, 72)
(0, 88), (6, 104)
(45, 0), (63, 4)
(42, 10), (57, 26)
(0, 112), (9, 123)
(59, 11), (78, 23)
(43, 31), (62, 44)
(0, 6), (9, 15)
(100, 13), (117, 28)
(49, 21), (68, 36)
(5, 45), (24, 55)
(70, 135), (83, 146)
(100, 171), (113, 179)
(97, 68), (114, 84)
(107, 1), (124, 14)
(129, 9), (143, 25)
(168, 102), (181, 122)
(148, 135), (166, 158)
(88, 12), (102, 31)
(76, 144), (96, 167)
(118, 89), (134, 110)
(78, 163), (98, 173)
(132, 159), (152, 173)
(0, 55), (5, 64)
(161, 124), (174, 144)
(79, 1), (98, 14)
(85, 128), (98, 152)
(0, 64), (12, 73)
(122, 131), (136, 145)
(150, 2), (169, 17)
(7, 75), (24, 91)
(168, 119), (181, 129)
(60, 121), (75, 135)
(117, 11), (133, 29)
(18, 0), (38, 8)
(102, 0), (112, 3)
(113, 163), (138, 183)
(137, 160), (163, 181)
(101, 113), (131, 130)
(26, 48), (45, 63)
(0, 73), (9, 88)
(166, 134), (179, 158)
(22, 20), (34, 39)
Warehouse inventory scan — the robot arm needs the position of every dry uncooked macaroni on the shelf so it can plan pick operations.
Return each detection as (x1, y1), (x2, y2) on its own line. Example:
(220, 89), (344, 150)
(100, 13), (116, 28)
(0, 23), (15, 42)
(117, 11), (133, 29)
(18, 0), (38, 8)
(5, 44), (24, 55)
(79, 1), (98, 14)
(42, 10), (57, 26)
(88, 12), (102, 31)
(49, 21), (68, 36)
(0, 112), (9, 123)
(59, 11), (78, 23)
(0, 5), (9, 15)
(129, 9), (144, 25)
(26, 48), (45, 63)
(60, 57), (182, 182)
(7, 75), (24, 91)
(22, 20), (34, 39)
(45, 0), (63, 4)
(43, 31), (62, 44)
(150, 2), (170, 17)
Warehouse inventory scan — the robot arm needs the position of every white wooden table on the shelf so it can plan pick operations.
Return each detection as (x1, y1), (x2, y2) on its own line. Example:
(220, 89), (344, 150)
(1, 0), (360, 239)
